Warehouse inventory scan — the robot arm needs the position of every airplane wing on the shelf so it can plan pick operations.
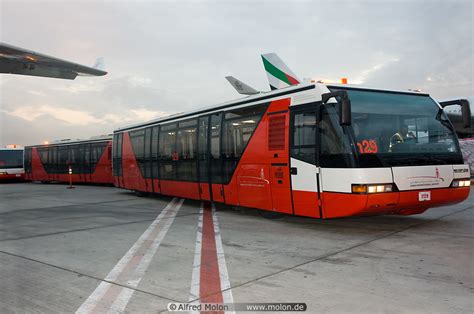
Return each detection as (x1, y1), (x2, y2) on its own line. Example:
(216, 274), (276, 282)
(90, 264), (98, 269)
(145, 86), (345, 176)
(225, 76), (260, 95)
(0, 42), (107, 80)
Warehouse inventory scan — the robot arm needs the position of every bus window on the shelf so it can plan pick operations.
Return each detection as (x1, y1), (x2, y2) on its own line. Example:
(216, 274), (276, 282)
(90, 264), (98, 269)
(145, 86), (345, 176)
(291, 110), (316, 165)
(0, 150), (23, 169)
(144, 127), (152, 179)
(159, 123), (177, 180)
(130, 129), (146, 178)
(222, 103), (267, 182)
(177, 119), (197, 181)
(151, 126), (159, 179)
(327, 88), (463, 167)
(319, 106), (354, 168)
(112, 133), (124, 176)
(198, 116), (209, 183)
(210, 113), (223, 184)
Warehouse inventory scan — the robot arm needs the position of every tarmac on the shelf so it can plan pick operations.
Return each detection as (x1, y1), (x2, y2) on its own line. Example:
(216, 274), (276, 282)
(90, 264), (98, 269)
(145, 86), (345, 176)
(0, 182), (472, 313)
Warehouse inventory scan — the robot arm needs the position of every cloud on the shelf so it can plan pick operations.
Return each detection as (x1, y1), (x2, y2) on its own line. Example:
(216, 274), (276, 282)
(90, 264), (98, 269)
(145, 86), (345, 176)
(351, 57), (400, 85)
(52, 82), (104, 93)
(4, 105), (102, 125)
(27, 90), (47, 97)
(3, 104), (168, 126)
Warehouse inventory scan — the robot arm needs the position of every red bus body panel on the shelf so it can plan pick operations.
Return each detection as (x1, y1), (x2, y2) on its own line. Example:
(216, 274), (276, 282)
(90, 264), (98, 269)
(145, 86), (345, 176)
(26, 141), (113, 185)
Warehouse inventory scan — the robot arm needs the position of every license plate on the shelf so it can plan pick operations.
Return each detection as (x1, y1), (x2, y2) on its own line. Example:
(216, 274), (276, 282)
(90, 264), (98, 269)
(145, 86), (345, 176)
(419, 191), (431, 202)
(15, 174), (21, 177)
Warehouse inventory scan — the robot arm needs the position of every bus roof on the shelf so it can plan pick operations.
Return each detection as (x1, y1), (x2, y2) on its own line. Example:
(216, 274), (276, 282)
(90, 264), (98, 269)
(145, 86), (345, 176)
(114, 83), (430, 133)
(115, 84), (317, 132)
(25, 135), (112, 149)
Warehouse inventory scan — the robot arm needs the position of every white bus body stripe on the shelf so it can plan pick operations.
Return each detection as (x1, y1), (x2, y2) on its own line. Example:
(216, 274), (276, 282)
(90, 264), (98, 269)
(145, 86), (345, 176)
(321, 168), (393, 193)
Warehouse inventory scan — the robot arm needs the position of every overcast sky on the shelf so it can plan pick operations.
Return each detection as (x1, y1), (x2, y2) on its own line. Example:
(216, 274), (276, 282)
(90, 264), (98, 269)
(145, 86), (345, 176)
(0, 0), (472, 146)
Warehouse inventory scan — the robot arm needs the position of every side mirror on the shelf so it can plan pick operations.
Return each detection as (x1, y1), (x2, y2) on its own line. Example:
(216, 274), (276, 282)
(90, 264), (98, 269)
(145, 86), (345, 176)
(460, 99), (471, 129)
(439, 99), (472, 128)
(340, 98), (352, 126)
(322, 91), (352, 126)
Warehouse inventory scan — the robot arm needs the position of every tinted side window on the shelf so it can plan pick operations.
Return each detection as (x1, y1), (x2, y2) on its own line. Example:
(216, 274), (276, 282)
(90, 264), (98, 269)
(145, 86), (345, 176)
(91, 142), (107, 172)
(113, 133), (123, 176)
(38, 147), (48, 166)
(198, 116), (209, 182)
(59, 146), (68, 173)
(210, 113), (223, 184)
(151, 126), (159, 179)
(159, 123), (177, 180)
(83, 143), (91, 174)
(291, 110), (317, 165)
(319, 106), (354, 168)
(221, 103), (268, 182)
(130, 129), (146, 177)
(144, 128), (152, 179)
(177, 119), (197, 181)
(24, 148), (32, 173)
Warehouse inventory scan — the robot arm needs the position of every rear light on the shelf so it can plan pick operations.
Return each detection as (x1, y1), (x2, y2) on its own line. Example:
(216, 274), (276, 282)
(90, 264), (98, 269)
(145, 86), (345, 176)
(451, 179), (471, 187)
(352, 183), (394, 194)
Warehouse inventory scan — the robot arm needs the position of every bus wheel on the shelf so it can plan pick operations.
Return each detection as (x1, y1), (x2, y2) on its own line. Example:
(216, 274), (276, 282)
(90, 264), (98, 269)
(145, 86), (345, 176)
(258, 210), (285, 219)
(134, 190), (149, 197)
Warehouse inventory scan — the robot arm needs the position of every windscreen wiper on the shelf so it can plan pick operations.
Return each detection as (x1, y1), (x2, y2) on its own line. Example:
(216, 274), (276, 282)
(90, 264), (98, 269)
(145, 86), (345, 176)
(436, 109), (455, 131)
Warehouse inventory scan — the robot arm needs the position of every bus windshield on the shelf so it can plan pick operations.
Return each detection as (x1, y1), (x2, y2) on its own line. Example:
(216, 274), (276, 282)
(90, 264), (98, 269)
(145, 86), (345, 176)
(329, 87), (463, 167)
(0, 150), (23, 169)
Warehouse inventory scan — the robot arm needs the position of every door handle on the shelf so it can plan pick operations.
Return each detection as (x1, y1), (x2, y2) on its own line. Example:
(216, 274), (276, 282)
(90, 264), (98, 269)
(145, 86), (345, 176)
(290, 167), (297, 175)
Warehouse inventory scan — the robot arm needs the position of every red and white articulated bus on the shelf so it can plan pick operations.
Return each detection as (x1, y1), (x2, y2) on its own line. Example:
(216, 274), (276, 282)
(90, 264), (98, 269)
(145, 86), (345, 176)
(24, 136), (113, 185)
(0, 147), (24, 181)
(113, 83), (471, 218)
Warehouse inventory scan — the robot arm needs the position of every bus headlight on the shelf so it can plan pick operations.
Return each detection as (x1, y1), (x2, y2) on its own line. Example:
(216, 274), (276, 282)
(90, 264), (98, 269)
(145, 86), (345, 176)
(451, 179), (471, 187)
(352, 184), (394, 194)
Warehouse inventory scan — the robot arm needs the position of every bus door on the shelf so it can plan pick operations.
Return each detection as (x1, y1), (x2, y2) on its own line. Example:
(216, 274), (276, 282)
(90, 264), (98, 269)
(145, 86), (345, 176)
(289, 104), (321, 218)
(210, 113), (225, 202)
(197, 116), (211, 201)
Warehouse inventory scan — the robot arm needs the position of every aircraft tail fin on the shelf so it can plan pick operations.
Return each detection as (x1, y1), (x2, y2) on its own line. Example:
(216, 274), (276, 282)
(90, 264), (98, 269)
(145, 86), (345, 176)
(225, 76), (260, 95)
(261, 53), (300, 90)
(93, 57), (105, 71)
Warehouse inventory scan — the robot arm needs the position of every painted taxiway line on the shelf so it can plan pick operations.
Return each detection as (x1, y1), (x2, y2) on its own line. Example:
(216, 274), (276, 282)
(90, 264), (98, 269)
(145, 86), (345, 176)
(189, 202), (234, 314)
(76, 198), (184, 314)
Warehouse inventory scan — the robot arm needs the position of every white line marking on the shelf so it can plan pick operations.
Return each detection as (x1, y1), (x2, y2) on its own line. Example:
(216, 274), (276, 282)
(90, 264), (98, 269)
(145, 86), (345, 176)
(189, 205), (203, 303)
(76, 198), (184, 314)
(212, 203), (235, 312)
(188, 204), (203, 314)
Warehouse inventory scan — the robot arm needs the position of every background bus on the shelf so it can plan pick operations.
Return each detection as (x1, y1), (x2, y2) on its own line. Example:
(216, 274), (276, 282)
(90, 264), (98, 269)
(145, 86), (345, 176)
(0, 147), (24, 181)
(25, 136), (113, 185)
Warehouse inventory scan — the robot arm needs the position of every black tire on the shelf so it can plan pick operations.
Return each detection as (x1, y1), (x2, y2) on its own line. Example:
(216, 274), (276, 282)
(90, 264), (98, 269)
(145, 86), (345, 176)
(258, 210), (285, 219)
(134, 190), (149, 197)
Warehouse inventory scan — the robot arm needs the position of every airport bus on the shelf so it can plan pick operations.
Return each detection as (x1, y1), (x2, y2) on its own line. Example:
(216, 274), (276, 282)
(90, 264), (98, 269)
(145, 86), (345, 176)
(0, 147), (24, 181)
(25, 136), (113, 185)
(113, 83), (471, 218)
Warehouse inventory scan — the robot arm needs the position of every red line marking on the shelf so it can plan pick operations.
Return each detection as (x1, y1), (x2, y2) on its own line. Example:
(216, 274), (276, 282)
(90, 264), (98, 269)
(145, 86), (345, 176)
(200, 202), (224, 313)
(285, 73), (299, 85)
